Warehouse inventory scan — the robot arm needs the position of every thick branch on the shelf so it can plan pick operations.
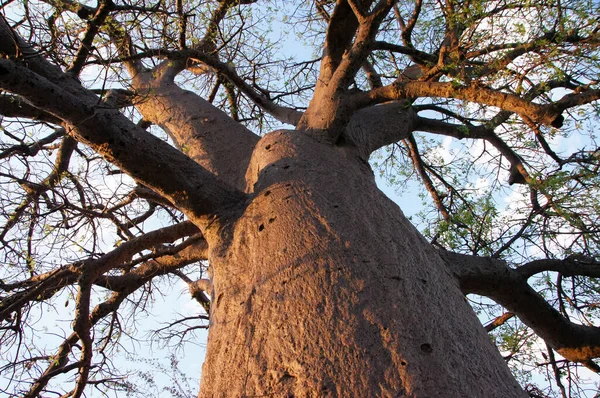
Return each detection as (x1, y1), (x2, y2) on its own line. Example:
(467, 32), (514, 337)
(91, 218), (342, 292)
(0, 14), (88, 96)
(319, 1), (362, 82)
(356, 81), (566, 128)
(516, 257), (600, 280)
(0, 58), (247, 225)
(297, 0), (393, 141)
(130, 74), (259, 190)
(343, 102), (417, 157)
(0, 94), (61, 123)
(439, 250), (600, 365)
(330, 0), (394, 90)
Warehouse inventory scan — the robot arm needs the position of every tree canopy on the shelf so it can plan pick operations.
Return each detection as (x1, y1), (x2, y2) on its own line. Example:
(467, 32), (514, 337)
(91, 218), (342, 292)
(0, 0), (600, 397)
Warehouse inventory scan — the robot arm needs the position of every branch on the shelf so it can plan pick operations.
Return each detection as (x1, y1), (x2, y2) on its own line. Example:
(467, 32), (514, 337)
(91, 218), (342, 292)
(173, 271), (211, 313)
(355, 80), (566, 128)
(0, 221), (200, 320)
(439, 250), (600, 365)
(516, 257), (600, 280)
(0, 128), (65, 159)
(66, 0), (113, 77)
(0, 58), (247, 225)
(404, 133), (450, 221)
(0, 14), (85, 93)
(466, 30), (600, 78)
(329, 0), (395, 90)
(343, 101), (417, 157)
(484, 312), (515, 333)
(361, 59), (383, 89)
(0, 134), (77, 243)
(114, 46), (302, 126)
(319, 0), (363, 82)
(0, 94), (61, 123)
(94, 240), (207, 298)
(150, 0), (260, 80)
(183, 49), (303, 125)
(22, 255), (187, 397)
(396, 0), (423, 54)
(415, 113), (537, 188)
(297, 1), (395, 141)
(371, 41), (436, 64)
(553, 89), (600, 114)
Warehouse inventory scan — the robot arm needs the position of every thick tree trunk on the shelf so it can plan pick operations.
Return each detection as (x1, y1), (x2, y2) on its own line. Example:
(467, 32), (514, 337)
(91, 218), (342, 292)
(200, 130), (525, 397)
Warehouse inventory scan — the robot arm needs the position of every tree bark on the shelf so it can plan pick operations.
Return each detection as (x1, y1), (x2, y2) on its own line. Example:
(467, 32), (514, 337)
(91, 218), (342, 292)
(131, 72), (259, 190)
(0, 52), (527, 397)
(200, 130), (526, 397)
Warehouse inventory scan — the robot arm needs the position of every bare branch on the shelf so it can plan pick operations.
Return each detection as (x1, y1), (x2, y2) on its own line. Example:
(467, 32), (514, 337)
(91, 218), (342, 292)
(404, 134), (450, 221)
(0, 94), (61, 123)
(355, 81), (566, 128)
(344, 102), (417, 157)
(0, 221), (201, 320)
(440, 250), (600, 365)
(184, 50), (303, 125)
(516, 257), (600, 280)
(0, 58), (247, 225)
(485, 312), (515, 333)
(66, 0), (113, 77)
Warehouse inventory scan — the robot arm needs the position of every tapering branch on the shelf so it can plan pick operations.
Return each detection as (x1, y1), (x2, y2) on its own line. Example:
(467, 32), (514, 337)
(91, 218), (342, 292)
(404, 133), (450, 221)
(66, 0), (113, 77)
(0, 94), (62, 123)
(484, 312), (515, 333)
(396, 0), (423, 52)
(0, 134), (76, 242)
(440, 250), (600, 365)
(371, 41), (437, 64)
(355, 80), (566, 128)
(184, 50), (303, 125)
(0, 58), (247, 225)
(0, 221), (201, 320)
(516, 257), (600, 280)
(0, 128), (65, 159)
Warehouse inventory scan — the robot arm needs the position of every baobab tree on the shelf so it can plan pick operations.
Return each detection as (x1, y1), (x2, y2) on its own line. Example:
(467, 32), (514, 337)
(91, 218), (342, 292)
(1, 0), (599, 397)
